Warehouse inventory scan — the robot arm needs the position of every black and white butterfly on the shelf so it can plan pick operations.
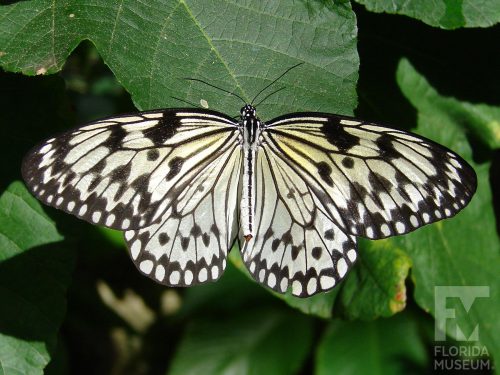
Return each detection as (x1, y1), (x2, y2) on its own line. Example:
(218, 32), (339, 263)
(22, 74), (476, 297)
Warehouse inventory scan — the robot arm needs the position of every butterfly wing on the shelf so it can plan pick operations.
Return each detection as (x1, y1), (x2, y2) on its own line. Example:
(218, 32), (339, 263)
(124, 141), (242, 286)
(263, 113), (477, 240)
(23, 108), (242, 287)
(241, 145), (357, 297)
(22, 109), (239, 231)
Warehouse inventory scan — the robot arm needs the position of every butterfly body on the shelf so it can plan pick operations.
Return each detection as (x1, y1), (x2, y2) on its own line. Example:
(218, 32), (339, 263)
(22, 105), (476, 297)
(240, 104), (261, 240)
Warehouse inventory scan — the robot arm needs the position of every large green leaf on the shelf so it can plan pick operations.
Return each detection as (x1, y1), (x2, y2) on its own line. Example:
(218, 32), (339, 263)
(316, 311), (428, 374)
(396, 58), (500, 362)
(355, 0), (500, 29)
(0, 0), (358, 119)
(0, 182), (72, 375)
(168, 308), (313, 375)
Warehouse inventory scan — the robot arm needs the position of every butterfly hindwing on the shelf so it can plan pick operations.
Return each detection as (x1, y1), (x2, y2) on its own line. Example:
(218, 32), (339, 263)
(264, 113), (477, 240)
(124, 142), (242, 286)
(241, 145), (357, 297)
(22, 109), (239, 231)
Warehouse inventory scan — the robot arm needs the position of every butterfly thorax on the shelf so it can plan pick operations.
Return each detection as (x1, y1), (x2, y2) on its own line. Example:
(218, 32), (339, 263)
(240, 104), (260, 146)
(240, 104), (261, 241)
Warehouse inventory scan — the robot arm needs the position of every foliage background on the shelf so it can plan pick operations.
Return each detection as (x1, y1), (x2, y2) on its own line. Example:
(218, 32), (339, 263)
(0, 1), (499, 374)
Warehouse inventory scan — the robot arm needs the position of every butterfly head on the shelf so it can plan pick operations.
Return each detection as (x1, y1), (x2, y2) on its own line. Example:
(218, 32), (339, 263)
(240, 104), (257, 120)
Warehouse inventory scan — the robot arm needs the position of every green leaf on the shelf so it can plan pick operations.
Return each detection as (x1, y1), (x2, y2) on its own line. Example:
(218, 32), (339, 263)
(316, 311), (428, 374)
(0, 182), (73, 375)
(0, 182), (63, 258)
(355, 0), (500, 29)
(280, 240), (412, 320)
(0, 0), (359, 119)
(396, 58), (500, 361)
(335, 239), (411, 320)
(168, 308), (313, 375)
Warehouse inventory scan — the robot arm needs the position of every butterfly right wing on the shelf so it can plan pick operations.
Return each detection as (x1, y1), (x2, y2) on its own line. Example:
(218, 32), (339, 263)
(22, 109), (239, 231)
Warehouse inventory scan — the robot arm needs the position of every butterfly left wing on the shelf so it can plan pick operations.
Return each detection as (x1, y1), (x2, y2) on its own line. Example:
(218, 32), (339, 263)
(124, 142), (242, 286)
(241, 145), (358, 297)
(262, 113), (477, 240)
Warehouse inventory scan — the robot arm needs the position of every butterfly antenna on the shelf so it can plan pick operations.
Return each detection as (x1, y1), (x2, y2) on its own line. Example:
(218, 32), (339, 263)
(253, 87), (286, 108)
(185, 78), (246, 104)
(171, 96), (202, 108)
(251, 62), (304, 106)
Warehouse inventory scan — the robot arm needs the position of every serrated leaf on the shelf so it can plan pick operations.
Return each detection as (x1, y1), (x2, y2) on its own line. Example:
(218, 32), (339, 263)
(0, 182), (73, 375)
(315, 311), (428, 374)
(396, 58), (500, 361)
(168, 308), (313, 375)
(355, 0), (500, 29)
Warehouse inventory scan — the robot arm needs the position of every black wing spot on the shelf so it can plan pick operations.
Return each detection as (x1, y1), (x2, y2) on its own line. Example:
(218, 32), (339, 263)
(324, 229), (335, 240)
(165, 157), (184, 181)
(282, 230), (293, 246)
(341, 157), (354, 169)
(88, 175), (102, 192)
(322, 118), (360, 152)
(112, 163), (132, 182)
(211, 224), (220, 237)
(317, 161), (334, 187)
(271, 239), (280, 252)
(181, 236), (190, 250)
(311, 246), (322, 260)
(291, 245), (301, 260)
(159, 232), (170, 245)
(90, 158), (107, 174)
(147, 149), (160, 161)
(145, 112), (180, 144)
(202, 233), (210, 246)
(103, 126), (127, 149)
(263, 227), (274, 242)
(132, 173), (149, 190)
(376, 134), (400, 160)
(191, 224), (202, 237)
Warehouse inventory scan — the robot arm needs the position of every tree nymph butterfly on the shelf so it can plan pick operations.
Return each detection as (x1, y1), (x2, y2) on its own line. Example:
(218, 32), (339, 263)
(22, 66), (476, 297)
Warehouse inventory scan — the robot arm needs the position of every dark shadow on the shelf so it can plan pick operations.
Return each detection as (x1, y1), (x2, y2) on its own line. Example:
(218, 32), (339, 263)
(0, 243), (75, 342)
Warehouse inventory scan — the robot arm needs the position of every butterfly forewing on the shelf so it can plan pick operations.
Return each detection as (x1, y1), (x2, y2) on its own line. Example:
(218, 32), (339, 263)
(263, 113), (477, 240)
(22, 109), (239, 231)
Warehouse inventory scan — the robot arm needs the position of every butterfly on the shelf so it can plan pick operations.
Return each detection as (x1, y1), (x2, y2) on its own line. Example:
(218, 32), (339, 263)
(21, 71), (477, 297)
